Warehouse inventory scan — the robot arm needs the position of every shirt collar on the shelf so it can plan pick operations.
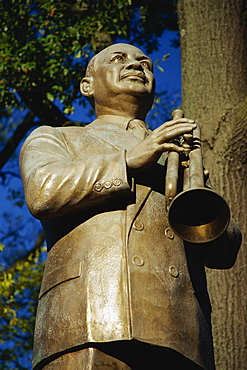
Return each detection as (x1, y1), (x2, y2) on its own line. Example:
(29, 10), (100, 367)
(96, 114), (147, 131)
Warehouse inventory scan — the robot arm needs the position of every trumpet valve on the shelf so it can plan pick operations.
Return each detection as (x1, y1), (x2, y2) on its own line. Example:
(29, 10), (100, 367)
(181, 142), (191, 156)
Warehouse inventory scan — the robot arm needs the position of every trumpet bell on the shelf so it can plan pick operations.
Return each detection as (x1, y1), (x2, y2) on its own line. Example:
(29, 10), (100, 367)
(168, 187), (230, 243)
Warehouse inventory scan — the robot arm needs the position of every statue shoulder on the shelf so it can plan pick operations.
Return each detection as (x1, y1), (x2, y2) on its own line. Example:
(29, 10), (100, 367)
(23, 124), (89, 144)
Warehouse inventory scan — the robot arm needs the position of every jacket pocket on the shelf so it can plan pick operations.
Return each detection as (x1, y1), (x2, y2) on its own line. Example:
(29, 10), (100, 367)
(39, 261), (82, 299)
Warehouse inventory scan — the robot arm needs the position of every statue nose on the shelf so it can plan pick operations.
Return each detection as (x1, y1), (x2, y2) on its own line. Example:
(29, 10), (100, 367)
(125, 59), (143, 70)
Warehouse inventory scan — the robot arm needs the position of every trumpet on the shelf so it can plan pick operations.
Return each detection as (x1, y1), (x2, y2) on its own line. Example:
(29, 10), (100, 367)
(165, 109), (230, 244)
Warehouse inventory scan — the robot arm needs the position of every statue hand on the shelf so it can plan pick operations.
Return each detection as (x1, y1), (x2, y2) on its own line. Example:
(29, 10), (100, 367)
(126, 117), (196, 172)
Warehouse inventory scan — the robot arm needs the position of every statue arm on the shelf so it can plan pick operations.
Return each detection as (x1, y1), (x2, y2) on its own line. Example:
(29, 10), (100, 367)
(20, 126), (133, 221)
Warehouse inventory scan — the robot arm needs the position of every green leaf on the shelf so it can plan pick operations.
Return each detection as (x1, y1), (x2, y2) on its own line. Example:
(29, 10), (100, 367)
(157, 65), (164, 72)
(46, 92), (54, 102)
(162, 53), (170, 61)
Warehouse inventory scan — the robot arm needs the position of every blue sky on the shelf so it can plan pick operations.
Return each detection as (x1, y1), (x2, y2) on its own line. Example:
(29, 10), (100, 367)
(150, 31), (181, 94)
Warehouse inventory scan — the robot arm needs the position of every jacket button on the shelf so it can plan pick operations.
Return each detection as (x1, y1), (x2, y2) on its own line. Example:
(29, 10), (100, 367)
(94, 182), (102, 191)
(132, 255), (144, 266)
(169, 266), (179, 278)
(165, 228), (174, 239)
(133, 221), (144, 231)
(104, 180), (112, 189)
(113, 178), (122, 187)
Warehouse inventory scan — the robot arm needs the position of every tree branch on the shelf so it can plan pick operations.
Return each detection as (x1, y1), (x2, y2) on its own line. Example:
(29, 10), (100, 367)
(0, 87), (75, 170)
(18, 89), (69, 127)
(3, 230), (45, 273)
(0, 110), (35, 170)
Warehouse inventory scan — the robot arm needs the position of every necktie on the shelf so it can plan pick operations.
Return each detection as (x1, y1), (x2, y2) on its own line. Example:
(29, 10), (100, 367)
(127, 119), (149, 141)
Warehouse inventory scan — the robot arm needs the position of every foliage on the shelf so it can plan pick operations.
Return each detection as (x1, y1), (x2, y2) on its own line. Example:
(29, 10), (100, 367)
(0, 247), (45, 369)
(0, 0), (179, 367)
(0, 0), (177, 119)
(0, 172), (44, 367)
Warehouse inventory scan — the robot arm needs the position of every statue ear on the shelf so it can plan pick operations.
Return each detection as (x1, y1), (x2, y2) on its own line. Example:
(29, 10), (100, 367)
(80, 77), (94, 97)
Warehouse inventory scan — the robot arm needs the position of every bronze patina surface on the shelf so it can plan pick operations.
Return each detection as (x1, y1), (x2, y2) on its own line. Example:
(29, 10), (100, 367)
(20, 43), (241, 370)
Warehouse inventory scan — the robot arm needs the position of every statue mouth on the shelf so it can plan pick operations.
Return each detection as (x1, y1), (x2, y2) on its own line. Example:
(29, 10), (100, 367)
(120, 72), (147, 83)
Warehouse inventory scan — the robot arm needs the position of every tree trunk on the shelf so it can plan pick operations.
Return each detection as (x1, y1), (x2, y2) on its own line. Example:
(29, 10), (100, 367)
(177, 0), (247, 368)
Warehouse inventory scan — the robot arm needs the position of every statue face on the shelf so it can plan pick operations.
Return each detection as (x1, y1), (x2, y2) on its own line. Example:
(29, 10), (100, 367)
(92, 43), (155, 109)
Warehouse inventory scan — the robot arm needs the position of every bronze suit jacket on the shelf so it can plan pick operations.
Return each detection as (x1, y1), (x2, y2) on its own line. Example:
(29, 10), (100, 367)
(20, 117), (241, 370)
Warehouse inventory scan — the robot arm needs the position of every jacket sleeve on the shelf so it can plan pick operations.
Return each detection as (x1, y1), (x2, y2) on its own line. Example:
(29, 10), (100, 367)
(20, 125), (133, 221)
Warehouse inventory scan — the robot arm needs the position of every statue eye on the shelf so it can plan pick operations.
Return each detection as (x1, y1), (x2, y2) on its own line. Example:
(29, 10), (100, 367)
(111, 55), (124, 62)
(141, 61), (151, 70)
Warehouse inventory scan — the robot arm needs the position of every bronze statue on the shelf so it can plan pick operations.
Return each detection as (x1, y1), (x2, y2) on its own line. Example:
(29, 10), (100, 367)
(20, 43), (241, 370)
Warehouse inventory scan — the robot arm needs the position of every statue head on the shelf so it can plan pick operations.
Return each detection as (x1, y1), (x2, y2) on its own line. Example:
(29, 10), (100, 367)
(80, 43), (155, 119)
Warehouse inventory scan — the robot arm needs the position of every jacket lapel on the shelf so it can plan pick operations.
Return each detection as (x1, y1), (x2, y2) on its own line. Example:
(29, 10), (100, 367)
(85, 119), (140, 151)
(126, 184), (152, 233)
(85, 119), (153, 228)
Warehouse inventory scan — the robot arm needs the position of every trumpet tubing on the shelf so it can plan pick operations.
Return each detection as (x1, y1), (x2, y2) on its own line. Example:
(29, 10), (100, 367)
(165, 109), (230, 244)
(165, 109), (183, 208)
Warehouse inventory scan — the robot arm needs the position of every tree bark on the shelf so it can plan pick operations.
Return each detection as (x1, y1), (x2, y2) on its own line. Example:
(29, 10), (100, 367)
(177, 0), (247, 368)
